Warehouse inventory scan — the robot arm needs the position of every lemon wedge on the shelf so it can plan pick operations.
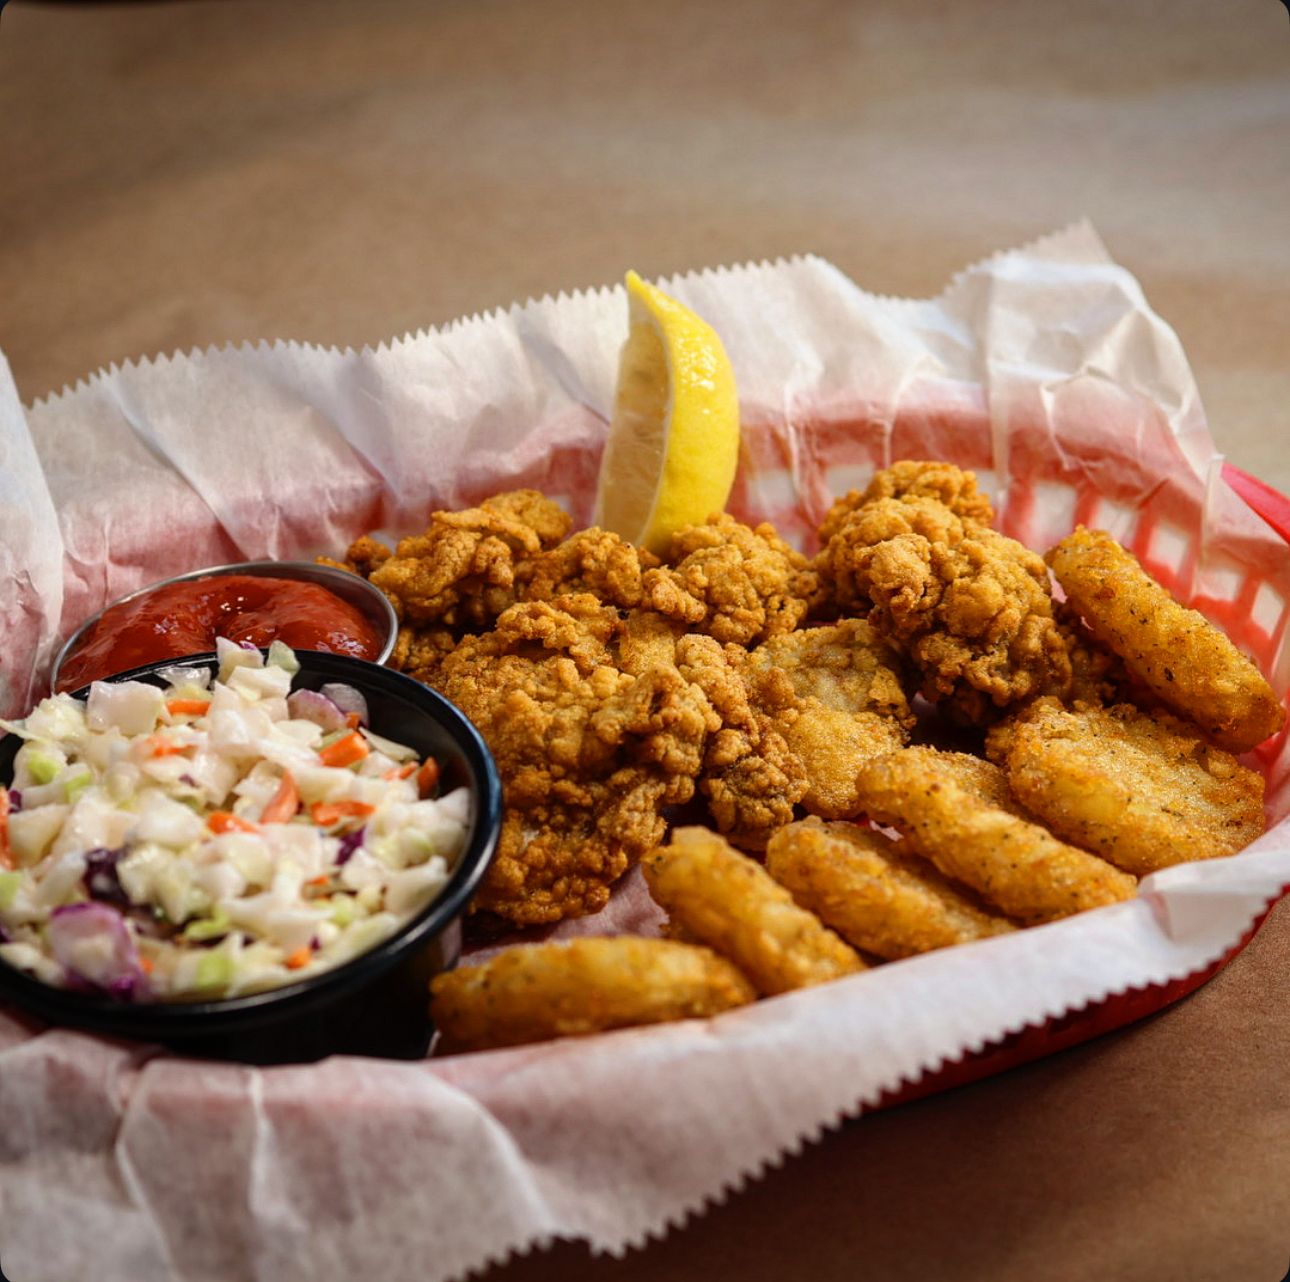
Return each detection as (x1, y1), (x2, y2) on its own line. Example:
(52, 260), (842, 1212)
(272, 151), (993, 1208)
(592, 270), (740, 555)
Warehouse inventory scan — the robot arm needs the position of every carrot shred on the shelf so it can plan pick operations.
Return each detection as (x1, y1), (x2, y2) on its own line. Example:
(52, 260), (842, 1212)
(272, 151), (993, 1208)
(144, 735), (190, 758)
(139, 956), (155, 975)
(318, 731), (369, 769)
(284, 946), (312, 970)
(309, 800), (375, 827)
(207, 811), (259, 835)
(416, 758), (440, 797)
(165, 699), (211, 717)
(259, 770), (300, 824)
(305, 875), (331, 888)
(344, 711), (363, 730)
(0, 789), (12, 871)
(383, 763), (417, 781)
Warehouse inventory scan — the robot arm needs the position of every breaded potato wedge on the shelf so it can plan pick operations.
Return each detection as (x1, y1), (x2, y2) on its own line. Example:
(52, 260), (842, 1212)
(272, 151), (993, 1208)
(1047, 527), (1285, 751)
(894, 745), (1028, 817)
(766, 818), (1016, 959)
(642, 826), (866, 994)
(854, 748), (1136, 922)
(1000, 698), (1266, 874)
(430, 937), (756, 1052)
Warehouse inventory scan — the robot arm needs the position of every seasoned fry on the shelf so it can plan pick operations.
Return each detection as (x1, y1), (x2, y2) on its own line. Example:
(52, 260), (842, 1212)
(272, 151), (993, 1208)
(853, 748), (1136, 922)
(429, 937), (756, 1052)
(1000, 698), (1266, 875)
(642, 826), (866, 994)
(766, 819), (1016, 959)
(892, 745), (1028, 817)
(1047, 527), (1285, 751)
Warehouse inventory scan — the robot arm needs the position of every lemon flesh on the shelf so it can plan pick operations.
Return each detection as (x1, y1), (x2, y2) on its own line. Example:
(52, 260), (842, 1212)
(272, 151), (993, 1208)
(593, 271), (740, 556)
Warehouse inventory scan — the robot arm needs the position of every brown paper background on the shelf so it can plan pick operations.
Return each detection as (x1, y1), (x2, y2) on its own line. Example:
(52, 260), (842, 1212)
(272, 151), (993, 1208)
(2, 3), (1289, 1280)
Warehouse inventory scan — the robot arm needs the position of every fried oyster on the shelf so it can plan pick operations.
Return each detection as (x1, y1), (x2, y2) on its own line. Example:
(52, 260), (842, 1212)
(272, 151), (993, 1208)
(432, 595), (719, 925)
(816, 464), (1073, 723)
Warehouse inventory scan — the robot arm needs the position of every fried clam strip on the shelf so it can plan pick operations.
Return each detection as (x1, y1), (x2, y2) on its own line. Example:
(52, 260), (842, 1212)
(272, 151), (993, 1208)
(642, 513), (823, 645)
(433, 596), (720, 925)
(369, 489), (573, 631)
(1047, 527), (1285, 752)
(853, 749), (1136, 923)
(817, 492), (1073, 725)
(429, 937), (756, 1053)
(643, 826), (865, 995)
(766, 818), (1016, 959)
(743, 621), (915, 819)
(999, 698), (1267, 875)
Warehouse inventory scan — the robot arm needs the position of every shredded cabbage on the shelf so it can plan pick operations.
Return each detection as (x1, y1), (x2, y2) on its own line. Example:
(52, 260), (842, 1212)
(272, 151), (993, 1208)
(0, 645), (468, 1001)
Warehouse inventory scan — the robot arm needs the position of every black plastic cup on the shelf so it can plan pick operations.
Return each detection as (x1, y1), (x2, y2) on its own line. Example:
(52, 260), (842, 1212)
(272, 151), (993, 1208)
(0, 651), (501, 1065)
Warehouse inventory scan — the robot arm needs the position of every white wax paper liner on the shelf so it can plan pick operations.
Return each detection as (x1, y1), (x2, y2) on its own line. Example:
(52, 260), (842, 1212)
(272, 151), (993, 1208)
(1, 223), (1289, 1282)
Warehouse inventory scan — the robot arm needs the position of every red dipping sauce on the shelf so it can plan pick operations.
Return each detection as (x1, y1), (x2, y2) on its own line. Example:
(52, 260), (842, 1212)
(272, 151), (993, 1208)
(56, 575), (385, 692)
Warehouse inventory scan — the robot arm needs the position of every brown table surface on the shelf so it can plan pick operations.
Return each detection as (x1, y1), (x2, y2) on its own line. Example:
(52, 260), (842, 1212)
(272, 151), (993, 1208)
(3, 3), (1289, 1279)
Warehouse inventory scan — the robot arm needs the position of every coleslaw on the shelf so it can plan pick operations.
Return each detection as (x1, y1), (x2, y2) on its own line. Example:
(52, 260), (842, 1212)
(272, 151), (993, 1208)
(0, 641), (470, 1001)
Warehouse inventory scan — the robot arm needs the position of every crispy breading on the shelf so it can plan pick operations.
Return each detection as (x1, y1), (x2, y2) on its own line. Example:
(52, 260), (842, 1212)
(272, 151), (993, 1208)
(743, 621), (915, 818)
(390, 623), (457, 686)
(1000, 697), (1267, 875)
(818, 461), (995, 544)
(817, 494), (1072, 723)
(369, 489), (572, 630)
(429, 937), (756, 1052)
(674, 635), (808, 849)
(642, 514), (822, 645)
(853, 748), (1137, 922)
(1054, 598), (1130, 707)
(518, 526), (661, 610)
(315, 534), (394, 580)
(433, 596), (721, 925)
(893, 745), (1028, 817)
(1047, 527), (1285, 751)
(765, 818), (1016, 959)
(642, 826), (865, 994)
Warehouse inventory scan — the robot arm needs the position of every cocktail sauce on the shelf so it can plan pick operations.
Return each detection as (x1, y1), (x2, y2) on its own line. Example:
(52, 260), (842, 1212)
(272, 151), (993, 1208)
(56, 575), (384, 692)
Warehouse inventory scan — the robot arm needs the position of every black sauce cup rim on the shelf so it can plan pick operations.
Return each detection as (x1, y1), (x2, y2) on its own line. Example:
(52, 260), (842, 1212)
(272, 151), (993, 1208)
(0, 650), (501, 1039)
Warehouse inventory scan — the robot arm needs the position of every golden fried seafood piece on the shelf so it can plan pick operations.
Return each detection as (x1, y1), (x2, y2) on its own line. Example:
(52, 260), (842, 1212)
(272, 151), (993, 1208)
(434, 596), (721, 925)
(1053, 599), (1130, 707)
(766, 818), (1016, 959)
(316, 533), (395, 580)
(430, 937), (756, 1053)
(999, 698), (1267, 875)
(1047, 527), (1285, 751)
(616, 609), (688, 675)
(818, 461), (995, 544)
(675, 635), (808, 849)
(817, 496), (1072, 724)
(743, 621), (915, 818)
(642, 514), (823, 645)
(518, 527), (661, 610)
(643, 827), (866, 995)
(389, 623), (457, 686)
(853, 748), (1136, 922)
(369, 489), (573, 630)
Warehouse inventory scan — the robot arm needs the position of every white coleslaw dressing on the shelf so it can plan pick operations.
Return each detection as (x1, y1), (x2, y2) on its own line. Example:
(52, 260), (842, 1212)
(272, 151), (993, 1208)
(0, 641), (470, 1001)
